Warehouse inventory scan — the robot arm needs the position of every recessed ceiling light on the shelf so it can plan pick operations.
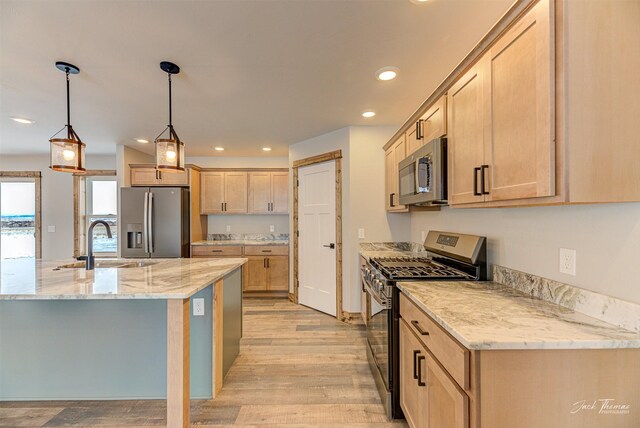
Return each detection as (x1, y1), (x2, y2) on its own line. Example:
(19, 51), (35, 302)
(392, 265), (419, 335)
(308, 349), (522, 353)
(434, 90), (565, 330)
(409, 0), (429, 4)
(214, 147), (225, 151)
(11, 117), (35, 124)
(262, 147), (272, 152)
(362, 111), (376, 118)
(135, 138), (149, 144)
(375, 66), (400, 81)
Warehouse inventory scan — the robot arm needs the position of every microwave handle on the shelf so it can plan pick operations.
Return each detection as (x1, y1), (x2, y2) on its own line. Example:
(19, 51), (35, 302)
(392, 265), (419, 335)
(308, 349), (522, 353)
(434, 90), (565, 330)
(389, 192), (395, 208)
(414, 159), (421, 193)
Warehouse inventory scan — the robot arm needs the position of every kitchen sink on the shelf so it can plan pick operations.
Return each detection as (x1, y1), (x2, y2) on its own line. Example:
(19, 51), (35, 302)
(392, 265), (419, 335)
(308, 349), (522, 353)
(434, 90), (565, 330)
(55, 260), (158, 270)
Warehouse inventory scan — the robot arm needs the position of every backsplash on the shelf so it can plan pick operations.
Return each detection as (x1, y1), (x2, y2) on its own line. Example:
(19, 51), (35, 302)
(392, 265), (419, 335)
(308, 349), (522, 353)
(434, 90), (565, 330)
(359, 242), (426, 253)
(207, 233), (289, 241)
(494, 265), (640, 333)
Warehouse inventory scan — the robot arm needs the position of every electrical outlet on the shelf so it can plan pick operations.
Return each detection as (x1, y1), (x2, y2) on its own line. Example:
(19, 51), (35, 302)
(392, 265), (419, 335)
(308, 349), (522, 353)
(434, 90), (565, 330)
(559, 248), (576, 276)
(193, 298), (205, 316)
(48, 225), (56, 233)
(358, 228), (365, 239)
(270, 225), (275, 233)
(226, 225), (231, 232)
(421, 230), (427, 243)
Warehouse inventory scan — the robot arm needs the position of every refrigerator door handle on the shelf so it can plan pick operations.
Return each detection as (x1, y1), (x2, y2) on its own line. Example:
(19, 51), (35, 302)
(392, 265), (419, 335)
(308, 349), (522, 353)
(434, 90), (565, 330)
(143, 192), (150, 253)
(148, 192), (154, 254)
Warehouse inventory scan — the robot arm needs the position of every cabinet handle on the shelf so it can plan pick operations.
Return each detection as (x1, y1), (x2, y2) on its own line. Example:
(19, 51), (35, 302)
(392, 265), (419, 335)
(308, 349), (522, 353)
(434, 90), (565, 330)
(417, 355), (426, 387)
(481, 164), (490, 195)
(418, 119), (424, 140)
(211, 250), (223, 253)
(390, 193), (396, 208)
(221, 202), (224, 211)
(411, 320), (430, 336)
(262, 250), (272, 253)
(413, 350), (420, 379)
(473, 167), (482, 196)
(266, 258), (270, 268)
(263, 258), (266, 268)
(159, 171), (162, 181)
(415, 121), (421, 141)
(224, 202), (227, 211)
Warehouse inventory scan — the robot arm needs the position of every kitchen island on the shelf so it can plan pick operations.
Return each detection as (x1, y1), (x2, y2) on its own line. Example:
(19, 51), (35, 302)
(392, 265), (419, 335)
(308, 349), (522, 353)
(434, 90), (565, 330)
(0, 257), (246, 428)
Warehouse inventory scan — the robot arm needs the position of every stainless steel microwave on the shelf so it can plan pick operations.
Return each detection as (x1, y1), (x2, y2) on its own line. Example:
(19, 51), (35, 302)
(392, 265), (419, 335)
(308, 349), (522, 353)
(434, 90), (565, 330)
(398, 137), (447, 206)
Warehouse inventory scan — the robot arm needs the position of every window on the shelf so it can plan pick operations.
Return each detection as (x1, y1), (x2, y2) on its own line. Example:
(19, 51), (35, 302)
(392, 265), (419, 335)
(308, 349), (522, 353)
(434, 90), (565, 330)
(0, 172), (41, 260)
(74, 171), (117, 257)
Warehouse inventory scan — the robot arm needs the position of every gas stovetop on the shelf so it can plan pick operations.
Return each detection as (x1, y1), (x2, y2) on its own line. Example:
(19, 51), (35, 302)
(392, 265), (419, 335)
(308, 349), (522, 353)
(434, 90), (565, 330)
(369, 256), (474, 281)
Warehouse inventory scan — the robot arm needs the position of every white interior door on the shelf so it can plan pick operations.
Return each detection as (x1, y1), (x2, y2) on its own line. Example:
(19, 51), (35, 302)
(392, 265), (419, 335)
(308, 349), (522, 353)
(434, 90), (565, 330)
(298, 161), (337, 317)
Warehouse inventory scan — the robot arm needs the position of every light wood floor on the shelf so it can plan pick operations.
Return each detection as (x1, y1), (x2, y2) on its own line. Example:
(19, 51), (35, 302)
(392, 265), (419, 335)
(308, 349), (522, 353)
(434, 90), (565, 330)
(0, 297), (407, 427)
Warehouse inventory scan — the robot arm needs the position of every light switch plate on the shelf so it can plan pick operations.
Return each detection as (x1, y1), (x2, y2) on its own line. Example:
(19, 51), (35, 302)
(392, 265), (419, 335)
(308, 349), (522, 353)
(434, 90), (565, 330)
(358, 228), (365, 239)
(193, 298), (205, 316)
(48, 225), (56, 233)
(270, 225), (275, 233)
(226, 225), (231, 232)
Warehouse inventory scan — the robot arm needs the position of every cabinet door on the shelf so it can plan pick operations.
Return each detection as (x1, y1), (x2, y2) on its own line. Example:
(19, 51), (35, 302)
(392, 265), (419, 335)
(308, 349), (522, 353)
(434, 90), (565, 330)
(224, 172), (248, 214)
(267, 256), (289, 291)
(244, 257), (268, 291)
(406, 124), (420, 156)
(158, 169), (189, 186)
(400, 320), (427, 428)
(448, 63), (486, 205)
(422, 96), (447, 143)
(385, 147), (395, 211)
(483, 0), (554, 201)
(388, 137), (408, 212)
(201, 172), (225, 214)
(130, 167), (159, 186)
(271, 172), (289, 214)
(425, 352), (469, 428)
(248, 172), (271, 214)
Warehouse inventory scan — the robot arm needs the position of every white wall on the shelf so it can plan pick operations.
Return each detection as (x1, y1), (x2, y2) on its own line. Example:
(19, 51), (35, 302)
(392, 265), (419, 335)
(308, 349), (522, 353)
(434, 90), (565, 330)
(410, 203), (640, 304)
(186, 157), (288, 169)
(289, 126), (409, 313)
(0, 154), (116, 260)
(207, 214), (289, 235)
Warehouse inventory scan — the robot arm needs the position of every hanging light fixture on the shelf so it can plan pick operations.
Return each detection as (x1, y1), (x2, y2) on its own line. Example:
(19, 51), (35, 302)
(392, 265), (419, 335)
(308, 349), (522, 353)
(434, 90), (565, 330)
(49, 62), (86, 173)
(155, 61), (184, 172)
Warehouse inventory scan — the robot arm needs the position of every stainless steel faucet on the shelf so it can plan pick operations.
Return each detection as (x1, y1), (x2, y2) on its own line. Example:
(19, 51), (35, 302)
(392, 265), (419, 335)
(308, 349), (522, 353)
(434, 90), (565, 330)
(86, 220), (113, 270)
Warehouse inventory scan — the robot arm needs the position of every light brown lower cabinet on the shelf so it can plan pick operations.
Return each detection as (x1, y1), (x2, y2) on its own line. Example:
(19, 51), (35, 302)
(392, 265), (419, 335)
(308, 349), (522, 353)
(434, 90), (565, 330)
(400, 292), (640, 428)
(191, 244), (289, 293)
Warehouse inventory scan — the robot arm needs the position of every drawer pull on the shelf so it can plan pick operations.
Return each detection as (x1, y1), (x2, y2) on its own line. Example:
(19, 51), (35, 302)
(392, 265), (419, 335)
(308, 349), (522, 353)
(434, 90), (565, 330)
(262, 250), (272, 253)
(411, 320), (430, 336)
(211, 250), (223, 253)
(413, 350), (420, 380)
(417, 355), (426, 387)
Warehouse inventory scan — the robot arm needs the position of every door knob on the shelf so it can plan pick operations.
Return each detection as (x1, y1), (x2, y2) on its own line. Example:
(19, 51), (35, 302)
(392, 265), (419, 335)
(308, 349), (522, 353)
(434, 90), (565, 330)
(323, 243), (336, 249)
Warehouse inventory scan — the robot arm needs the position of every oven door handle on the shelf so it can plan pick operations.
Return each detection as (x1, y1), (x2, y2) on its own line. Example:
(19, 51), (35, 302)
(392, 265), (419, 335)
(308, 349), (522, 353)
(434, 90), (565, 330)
(364, 280), (387, 307)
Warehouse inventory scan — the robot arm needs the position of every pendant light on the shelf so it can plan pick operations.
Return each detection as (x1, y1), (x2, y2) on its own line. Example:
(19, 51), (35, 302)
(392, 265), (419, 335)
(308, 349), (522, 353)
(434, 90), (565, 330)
(49, 62), (86, 173)
(154, 61), (184, 172)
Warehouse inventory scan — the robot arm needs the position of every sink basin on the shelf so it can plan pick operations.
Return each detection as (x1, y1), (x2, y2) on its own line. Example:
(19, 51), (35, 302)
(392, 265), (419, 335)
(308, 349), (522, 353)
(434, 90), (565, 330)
(55, 260), (158, 270)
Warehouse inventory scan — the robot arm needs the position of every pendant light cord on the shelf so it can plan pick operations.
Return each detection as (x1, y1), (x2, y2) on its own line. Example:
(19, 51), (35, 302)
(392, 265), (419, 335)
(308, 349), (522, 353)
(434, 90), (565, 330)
(66, 68), (71, 138)
(168, 73), (172, 128)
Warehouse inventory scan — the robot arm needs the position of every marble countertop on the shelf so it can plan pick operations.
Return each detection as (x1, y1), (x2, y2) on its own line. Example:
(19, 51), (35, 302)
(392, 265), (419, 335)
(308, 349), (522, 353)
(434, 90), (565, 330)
(192, 240), (288, 246)
(359, 242), (426, 261)
(398, 281), (640, 350)
(0, 258), (246, 300)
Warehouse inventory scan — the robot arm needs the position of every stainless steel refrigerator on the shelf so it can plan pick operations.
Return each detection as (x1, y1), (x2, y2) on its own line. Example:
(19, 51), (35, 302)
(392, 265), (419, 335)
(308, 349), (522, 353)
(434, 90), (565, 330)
(120, 187), (190, 258)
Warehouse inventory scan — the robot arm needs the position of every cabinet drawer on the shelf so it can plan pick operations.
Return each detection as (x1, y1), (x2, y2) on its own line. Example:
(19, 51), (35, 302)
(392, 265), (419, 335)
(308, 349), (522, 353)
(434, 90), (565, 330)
(400, 293), (469, 390)
(191, 245), (243, 257)
(244, 245), (289, 256)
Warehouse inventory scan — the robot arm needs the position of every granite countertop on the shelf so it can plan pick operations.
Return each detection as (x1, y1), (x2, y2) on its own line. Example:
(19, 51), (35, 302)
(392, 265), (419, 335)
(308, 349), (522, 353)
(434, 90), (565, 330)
(359, 242), (426, 261)
(192, 239), (289, 246)
(0, 258), (246, 300)
(398, 281), (640, 350)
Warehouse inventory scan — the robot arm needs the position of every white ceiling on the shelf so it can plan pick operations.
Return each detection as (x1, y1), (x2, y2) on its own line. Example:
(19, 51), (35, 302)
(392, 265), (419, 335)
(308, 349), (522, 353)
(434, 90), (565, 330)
(0, 0), (512, 157)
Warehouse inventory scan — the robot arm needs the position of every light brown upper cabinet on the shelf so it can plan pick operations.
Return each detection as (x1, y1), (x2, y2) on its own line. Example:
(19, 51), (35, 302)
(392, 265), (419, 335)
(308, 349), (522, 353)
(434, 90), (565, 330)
(201, 171), (248, 214)
(248, 171), (289, 214)
(448, 0), (554, 206)
(385, 135), (408, 212)
(406, 96), (447, 156)
(448, 64), (486, 205)
(130, 164), (189, 187)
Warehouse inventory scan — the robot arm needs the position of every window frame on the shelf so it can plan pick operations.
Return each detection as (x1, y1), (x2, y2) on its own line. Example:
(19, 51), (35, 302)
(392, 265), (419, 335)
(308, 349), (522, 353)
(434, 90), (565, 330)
(0, 171), (42, 259)
(73, 170), (117, 258)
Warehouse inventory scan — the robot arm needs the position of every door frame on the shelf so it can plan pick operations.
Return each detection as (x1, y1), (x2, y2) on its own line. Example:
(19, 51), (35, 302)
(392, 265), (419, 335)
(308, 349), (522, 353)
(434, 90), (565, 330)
(291, 150), (344, 320)
(0, 171), (42, 259)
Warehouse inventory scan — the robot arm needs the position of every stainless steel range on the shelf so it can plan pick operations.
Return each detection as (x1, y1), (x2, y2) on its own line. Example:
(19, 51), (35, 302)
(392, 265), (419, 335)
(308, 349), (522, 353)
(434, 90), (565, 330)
(361, 231), (487, 419)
